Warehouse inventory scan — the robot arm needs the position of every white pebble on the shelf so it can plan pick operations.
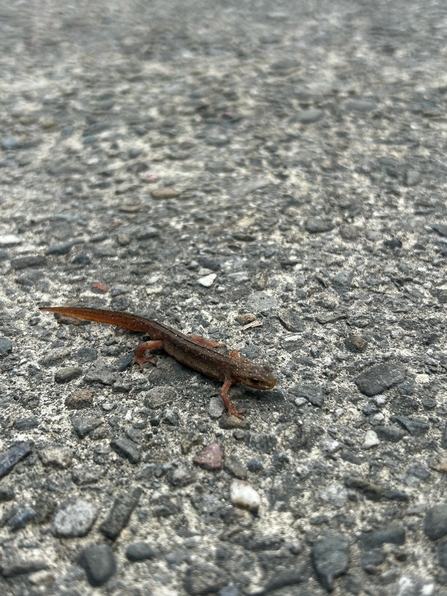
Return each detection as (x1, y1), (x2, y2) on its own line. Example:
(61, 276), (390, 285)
(320, 482), (348, 508)
(294, 397), (307, 407)
(0, 234), (22, 246)
(29, 571), (54, 586)
(230, 479), (261, 512)
(208, 396), (224, 418)
(320, 439), (342, 454)
(374, 394), (388, 406)
(197, 273), (217, 287)
(146, 286), (163, 295)
(415, 374), (430, 385)
(363, 430), (379, 449)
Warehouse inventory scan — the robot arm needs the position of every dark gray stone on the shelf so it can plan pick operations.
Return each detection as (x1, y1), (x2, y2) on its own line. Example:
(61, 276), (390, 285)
(243, 532), (282, 552)
(430, 224), (447, 237)
(8, 507), (35, 531)
(45, 239), (83, 255)
(305, 218), (334, 234)
(110, 436), (141, 464)
(84, 362), (116, 385)
(316, 311), (348, 324)
(261, 565), (307, 594)
(0, 483), (15, 501)
(55, 367), (82, 383)
(15, 270), (44, 286)
(290, 384), (324, 407)
(339, 225), (359, 241)
(406, 464), (430, 481)
(72, 253), (92, 265)
(137, 226), (158, 240)
(246, 432), (278, 454)
(424, 505), (447, 541)
(76, 347), (97, 364)
(439, 540), (447, 569)
(392, 416), (429, 437)
(345, 99), (377, 112)
(99, 487), (142, 540)
(10, 255), (47, 270)
(277, 309), (305, 332)
(361, 524), (406, 550)
(360, 548), (386, 571)
(295, 109), (324, 123)
(0, 338), (12, 357)
(312, 534), (350, 591)
(269, 58), (300, 73)
(0, 441), (33, 479)
(375, 425), (406, 442)
(224, 455), (248, 480)
(125, 542), (156, 562)
(332, 270), (354, 288)
(355, 363), (406, 396)
(79, 544), (116, 587)
(14, 416), (38, 431)
(345, 575), (362, 595)
(71, 415), (102, 439)
(152, 495), (181, 518)
(184, 563), (229, 595)
(442, 422), (447, 449)
(0, 557), (49, 577)
(71, 466), (106, 485)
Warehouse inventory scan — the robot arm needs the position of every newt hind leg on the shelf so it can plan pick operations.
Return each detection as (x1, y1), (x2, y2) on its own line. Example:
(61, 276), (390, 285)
(132, 340), (164, 371)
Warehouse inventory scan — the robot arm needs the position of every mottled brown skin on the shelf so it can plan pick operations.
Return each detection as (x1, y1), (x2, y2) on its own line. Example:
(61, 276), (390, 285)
(40, 306), (276, 418)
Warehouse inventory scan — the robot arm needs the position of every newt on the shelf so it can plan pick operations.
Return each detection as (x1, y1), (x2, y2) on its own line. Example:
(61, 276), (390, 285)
(40, 306), (276, 418)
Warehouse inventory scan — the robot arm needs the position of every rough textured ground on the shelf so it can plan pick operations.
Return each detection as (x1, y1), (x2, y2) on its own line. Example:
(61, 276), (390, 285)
(1, 0), (447, 594)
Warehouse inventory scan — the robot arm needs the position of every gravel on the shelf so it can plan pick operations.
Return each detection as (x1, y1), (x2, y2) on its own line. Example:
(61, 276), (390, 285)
(1, 0), (447, 594)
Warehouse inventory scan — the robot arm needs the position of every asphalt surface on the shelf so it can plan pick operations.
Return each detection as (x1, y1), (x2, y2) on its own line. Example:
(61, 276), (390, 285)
(1, 0), (447, 594)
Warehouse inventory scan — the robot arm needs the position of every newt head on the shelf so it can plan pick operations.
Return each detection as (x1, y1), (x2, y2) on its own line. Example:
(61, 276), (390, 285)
(237, 362), (276, 391)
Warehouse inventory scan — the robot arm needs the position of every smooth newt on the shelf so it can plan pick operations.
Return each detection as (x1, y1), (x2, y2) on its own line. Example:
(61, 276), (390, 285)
(40, 306), (276, 418)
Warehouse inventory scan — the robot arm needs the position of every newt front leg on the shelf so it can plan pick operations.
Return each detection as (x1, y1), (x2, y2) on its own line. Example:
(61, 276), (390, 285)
(220, 378), (246, 419)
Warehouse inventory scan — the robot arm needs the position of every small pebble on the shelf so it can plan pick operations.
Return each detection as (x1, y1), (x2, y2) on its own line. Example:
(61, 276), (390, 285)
(197, 273), (217, 287)
(126, 542), (156, 561)
(28, 570), (55, 586)
(230, 479), (261, 512)
(0, 441), (34, 480)
(193, 443), (223, 470)
(208, 396), (224, 418)
(52, 497), (97, 538)
(79, 543), (117, 587)
(0, 234), (22, 246)
(363, 430), (380, 449)
(0, 338), (13, 357)
(39, 446), (73, 469)
(151, 188), (181, 199)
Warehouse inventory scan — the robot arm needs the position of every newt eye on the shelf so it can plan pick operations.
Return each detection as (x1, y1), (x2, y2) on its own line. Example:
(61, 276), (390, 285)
(249, 378), (264, 386)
